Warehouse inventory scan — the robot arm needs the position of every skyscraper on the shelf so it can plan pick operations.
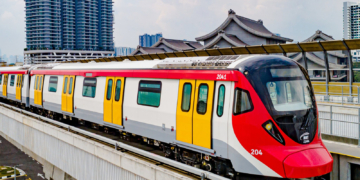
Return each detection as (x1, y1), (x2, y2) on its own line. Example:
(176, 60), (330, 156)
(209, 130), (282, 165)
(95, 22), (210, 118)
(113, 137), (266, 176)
(25, 0), (114, 51)
(139, 33), (162, 47)
(114, 47), (135, 56)
(343, 2), (359, 39)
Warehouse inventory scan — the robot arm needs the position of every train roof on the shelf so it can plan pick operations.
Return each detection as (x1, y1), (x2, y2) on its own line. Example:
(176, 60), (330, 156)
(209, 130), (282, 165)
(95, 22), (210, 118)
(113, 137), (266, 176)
(37, 55), (259, 70)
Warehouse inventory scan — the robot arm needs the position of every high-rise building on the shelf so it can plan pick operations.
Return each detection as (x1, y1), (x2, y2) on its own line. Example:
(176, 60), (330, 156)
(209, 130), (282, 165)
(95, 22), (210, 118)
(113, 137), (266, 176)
(343, 2), (359, 39)
(114, 47), (135, 56)
(139, 33), (162, 47)
(24, 0), (114, 63)
(25, 0), (114, 51)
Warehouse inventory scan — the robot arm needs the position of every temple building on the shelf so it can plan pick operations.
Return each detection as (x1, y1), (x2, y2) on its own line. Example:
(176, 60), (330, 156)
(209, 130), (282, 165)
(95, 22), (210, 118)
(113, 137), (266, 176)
(130, 38), (202, 55)
(195, 9), (293, 49)
(288, 30), (348, 82)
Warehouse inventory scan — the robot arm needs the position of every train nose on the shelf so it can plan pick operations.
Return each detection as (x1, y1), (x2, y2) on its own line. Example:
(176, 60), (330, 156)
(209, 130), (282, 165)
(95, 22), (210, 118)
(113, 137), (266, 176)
(283, 148), (333, 178)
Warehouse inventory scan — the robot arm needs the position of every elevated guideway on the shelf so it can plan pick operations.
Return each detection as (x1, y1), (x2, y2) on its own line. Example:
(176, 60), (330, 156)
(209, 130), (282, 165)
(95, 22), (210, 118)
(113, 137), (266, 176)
(0, 103), (227, 180)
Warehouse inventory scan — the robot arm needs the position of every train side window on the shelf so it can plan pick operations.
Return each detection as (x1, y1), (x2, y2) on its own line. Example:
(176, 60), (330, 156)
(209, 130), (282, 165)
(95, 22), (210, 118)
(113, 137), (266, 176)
(114, 80), (121, 101)
(233, 88), (253, 115)
(106, 79), (113, 100)
(181, 83), (192, 112)
(217, 85), (225, 117)
(197, 84), (208, 114)
(10, 75), (15, 86)
(82, 78), (96, 98)
(48, 76), (58, 92)
(68, 77), (73, 94)
(63, 77), (68, 94)
(137, 80), (161, 107)
(0, 75), (2, 85)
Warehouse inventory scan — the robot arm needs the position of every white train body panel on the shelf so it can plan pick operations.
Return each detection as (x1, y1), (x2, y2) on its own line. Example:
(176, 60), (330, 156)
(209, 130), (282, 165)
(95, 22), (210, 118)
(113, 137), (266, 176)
(123, 78), (179, 143)
(43, 75), (63, 112)
(74, 76), (106, 123)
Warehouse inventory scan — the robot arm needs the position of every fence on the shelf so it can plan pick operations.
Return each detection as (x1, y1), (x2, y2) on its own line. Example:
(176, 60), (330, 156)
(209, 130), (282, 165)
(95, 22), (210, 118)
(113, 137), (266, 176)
(318, 103), (360, 146)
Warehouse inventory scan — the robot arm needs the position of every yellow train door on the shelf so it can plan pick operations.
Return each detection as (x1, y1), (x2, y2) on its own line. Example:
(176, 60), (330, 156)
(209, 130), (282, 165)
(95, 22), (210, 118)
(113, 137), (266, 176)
(113, 77), (125, 126)
(176, 79), (196, 144)
(36, 75), (44, 105)
(104, 77), (114, 123)
(192, 80), (214, 149)
(34, 75), (38, 104)
(104, 77), (125, 126)
(16, 74), (22, 101)
(2, 74), (8, 97)
(61, 76), (69, 112)
(66, 75), (75, 113)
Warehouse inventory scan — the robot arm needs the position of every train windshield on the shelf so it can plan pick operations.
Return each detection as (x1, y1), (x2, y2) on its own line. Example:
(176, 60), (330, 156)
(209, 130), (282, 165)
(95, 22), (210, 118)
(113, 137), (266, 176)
(266, 68), (313, 112)
(248, 64), (317, 144)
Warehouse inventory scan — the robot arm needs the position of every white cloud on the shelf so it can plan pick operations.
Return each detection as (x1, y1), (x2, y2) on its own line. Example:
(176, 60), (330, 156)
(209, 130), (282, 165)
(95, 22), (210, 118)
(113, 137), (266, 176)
(1, 11), (14, 20)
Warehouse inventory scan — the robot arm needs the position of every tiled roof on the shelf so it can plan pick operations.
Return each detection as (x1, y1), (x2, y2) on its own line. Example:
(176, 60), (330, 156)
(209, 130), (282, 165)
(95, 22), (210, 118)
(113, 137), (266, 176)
(130, 46), (165, 56)
(152, 38), (203, 51)
(196, 10), (293, 42)
(201, 32), (248, 49)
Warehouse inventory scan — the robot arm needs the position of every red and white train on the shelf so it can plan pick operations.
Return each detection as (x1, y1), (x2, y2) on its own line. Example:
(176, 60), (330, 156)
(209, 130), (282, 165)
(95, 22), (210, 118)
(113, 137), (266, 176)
(0, 55), (332, 179)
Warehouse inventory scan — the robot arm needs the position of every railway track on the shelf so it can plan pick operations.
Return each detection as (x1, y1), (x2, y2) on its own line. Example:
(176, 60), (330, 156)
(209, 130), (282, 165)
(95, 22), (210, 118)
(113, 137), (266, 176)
(0, 101), (232, 180)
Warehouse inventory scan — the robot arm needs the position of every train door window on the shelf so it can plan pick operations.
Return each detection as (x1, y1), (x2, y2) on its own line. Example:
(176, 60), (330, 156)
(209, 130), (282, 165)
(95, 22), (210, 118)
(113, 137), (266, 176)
(82, 78), (97, 98)
(16, 76), (19, 87)
(196, 84), (208, 114)
(181, 83), (192, 112)
(63, 77), (68, 94)
(68, 77), (73, 94)
(10, 75), (15, 86)
(267, 82), (277, 105)
(351, 163), (360, 180)
(285, 83), (292, 103)
(137, 81), (161, 107)
(39, 76), (43, 91)
(233, 88), (253, 115)
(106, 79), (113, 100)
(35, 76), (39, 90)
(49, 76), (58, 92)
(114, 79), (121, 101)
(217, 85), (225, 117)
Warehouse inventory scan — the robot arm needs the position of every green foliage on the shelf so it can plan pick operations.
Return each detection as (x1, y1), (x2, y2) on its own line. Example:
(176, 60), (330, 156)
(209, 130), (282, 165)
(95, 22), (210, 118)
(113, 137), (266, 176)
(354, 62), (360, 82)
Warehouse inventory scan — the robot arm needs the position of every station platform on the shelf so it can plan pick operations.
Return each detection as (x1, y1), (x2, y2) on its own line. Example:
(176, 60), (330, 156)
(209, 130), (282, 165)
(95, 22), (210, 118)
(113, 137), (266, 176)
(324, 140), (360, 159)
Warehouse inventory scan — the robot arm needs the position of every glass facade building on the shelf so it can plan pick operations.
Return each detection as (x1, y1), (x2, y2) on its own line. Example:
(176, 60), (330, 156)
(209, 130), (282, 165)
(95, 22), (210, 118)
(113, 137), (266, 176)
(344, 2), (360, 40)
(139, 33), (162, 47)
(114, 47), (135, 56)
(25, 0), (114, 51)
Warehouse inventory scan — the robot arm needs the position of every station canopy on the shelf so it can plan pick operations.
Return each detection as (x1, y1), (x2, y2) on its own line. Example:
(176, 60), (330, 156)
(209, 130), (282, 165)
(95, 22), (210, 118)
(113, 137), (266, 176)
(64, 39), (360, 63)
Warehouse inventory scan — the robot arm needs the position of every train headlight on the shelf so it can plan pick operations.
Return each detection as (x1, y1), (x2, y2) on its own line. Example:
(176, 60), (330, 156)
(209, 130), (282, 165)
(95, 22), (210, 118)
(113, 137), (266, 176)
(262, 120), (285, 145)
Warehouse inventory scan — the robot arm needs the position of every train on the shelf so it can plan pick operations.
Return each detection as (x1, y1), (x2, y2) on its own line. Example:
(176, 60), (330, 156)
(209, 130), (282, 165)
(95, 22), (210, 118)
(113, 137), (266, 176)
(0, 55), (332, 179)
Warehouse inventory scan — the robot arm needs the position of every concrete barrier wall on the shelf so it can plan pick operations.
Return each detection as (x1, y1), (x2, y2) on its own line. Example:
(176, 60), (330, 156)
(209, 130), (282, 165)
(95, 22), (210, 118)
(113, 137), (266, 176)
(0, 107), (192, 180)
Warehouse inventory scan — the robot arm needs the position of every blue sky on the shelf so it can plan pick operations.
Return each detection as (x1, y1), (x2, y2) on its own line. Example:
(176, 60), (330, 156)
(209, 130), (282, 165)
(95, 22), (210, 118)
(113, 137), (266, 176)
(0, 0), (345, 55)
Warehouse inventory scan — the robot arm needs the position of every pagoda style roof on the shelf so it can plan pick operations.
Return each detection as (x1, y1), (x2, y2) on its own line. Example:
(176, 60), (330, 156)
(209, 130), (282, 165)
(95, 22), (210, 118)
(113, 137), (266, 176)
(292, 52), (346, 69)
(130, 46), (166, 56)
(302, 30), (334, 42)
(196, 9), (293, 42)
(131, 38), (203, 55)
(201, 31), (248, 49)
(152, 38), (203, 51)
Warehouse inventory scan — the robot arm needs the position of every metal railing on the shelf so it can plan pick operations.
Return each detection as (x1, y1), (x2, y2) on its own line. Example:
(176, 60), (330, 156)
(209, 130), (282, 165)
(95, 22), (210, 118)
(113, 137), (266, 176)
(312, 83), (360, 105)
(318, 103), (360, 146)
(0, 102), (228, 180)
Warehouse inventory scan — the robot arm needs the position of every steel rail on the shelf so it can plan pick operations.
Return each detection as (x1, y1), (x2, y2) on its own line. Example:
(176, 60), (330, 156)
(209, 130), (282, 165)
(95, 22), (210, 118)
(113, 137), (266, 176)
(0, 102), (229, 180)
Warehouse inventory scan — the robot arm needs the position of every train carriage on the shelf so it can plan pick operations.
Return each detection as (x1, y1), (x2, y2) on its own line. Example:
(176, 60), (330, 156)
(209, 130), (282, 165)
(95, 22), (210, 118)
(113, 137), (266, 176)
(0, 55), (333, 179)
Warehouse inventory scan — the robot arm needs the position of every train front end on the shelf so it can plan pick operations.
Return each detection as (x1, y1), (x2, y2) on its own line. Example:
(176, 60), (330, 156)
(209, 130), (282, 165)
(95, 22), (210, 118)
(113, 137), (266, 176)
(231, 55), (333, 179)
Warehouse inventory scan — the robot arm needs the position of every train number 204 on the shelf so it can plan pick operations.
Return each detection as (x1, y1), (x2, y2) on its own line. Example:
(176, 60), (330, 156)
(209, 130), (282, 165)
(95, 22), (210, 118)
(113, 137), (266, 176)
(216, 74), (227, 80)
(251, 149), (263, 155)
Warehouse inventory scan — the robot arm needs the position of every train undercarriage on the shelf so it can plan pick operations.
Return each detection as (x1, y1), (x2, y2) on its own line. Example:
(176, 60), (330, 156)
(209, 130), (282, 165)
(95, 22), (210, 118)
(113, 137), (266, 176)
(6, 99), (329, 180)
